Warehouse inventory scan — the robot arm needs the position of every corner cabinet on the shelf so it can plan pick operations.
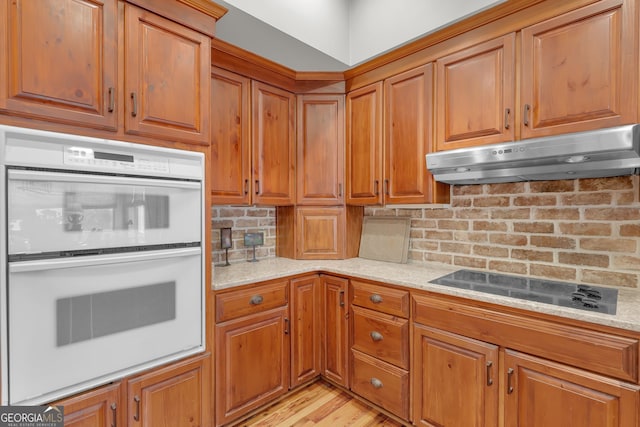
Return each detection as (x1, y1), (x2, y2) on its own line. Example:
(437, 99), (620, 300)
(124, 3), (210, 145)
(520, 0), (637, 139)
(0, 0), (118, 130)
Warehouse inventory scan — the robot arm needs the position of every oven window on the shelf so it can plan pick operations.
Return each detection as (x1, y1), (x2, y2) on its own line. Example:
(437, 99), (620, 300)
(56, 281), (176, 346)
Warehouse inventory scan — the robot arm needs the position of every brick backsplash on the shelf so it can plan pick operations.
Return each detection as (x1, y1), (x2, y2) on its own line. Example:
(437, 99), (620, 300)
(365, 176), (640, 289)
(211, 206), (276, 265)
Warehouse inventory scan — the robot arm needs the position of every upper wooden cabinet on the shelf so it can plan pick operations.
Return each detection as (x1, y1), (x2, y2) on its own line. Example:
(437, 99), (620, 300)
(346, 67), (448, 206)
(0, 0), (118, 130)
(296, 94), (345, 205)
(520, 0), (637, 139)
(346, 82), (383, 205)
(252, 81), (296, 205)
(435, 33), (516, 151)
(124, 3), (210, 145)
(210, 67), (251, 205)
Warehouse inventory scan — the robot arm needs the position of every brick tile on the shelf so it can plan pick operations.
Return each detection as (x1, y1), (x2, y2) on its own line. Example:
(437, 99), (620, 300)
(441, 242), (472, 254)
(425, 253), (453, 264)
(582, 270), (638, 288)
(473, 196), (510, 207)
(488, 260), (528, 275)
(487, 182), (526, 194)
(612, 255), (640, 270)
(578, 176), (634, 191)
(411, 219), (438, 229)
(584, 207), (640, 221)
(411, 240), (439, 251)
(534, 208), (580, 220)
(424, 210), (454, 219)
(511, 249), (553, 262)
(438, 220), (470, 230)
(513, 222), (554, 233)
(473, 221), (508, 232)
(559, 223), (611, 236)
(620, 224), (640, 237)
(455, 209), (490, 219)
(490, 233), (527, 246)
(530, 264), (576, 281)
(558, 252), (609, 268)
(491, 209), (531, 219)
(451, 197), (472, 207)
(580, 238), (636, 252)
(474, 245), (509, 258)
(425, 230), (454, 240)
(530, 236), (575, 249)
(452, 185), (483, 196)
(615, 191), (637, 205)
(408, 251), (425, 261)
(453, 256), (487, 269)
(220, 207), (247, 217)
(513, 195), (557, 206)
(560, 193), (612, 206)
(453, 231), (489, 243)
(529, 180), (575, 193)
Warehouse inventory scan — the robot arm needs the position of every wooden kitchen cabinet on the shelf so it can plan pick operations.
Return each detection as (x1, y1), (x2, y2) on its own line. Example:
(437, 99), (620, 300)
(412, 324), (498, 427)
(321, 275), (350, 387)
(435, 33), (516, 151)
(124, 3), (210, 145)
(290, 275), (322, 388)
(504, 350), (639, 427)
(520, 0), (637, 139)
(54, 382), (122, 427)
(346, 68), (447, 205)
(215, 307), (289, 426)
(210, 67), (252, 205)
(252, 81), (296, 205)
(296, 94), (345, 205)
(0, 0), (118, 130)
(127, 353), (211, 427)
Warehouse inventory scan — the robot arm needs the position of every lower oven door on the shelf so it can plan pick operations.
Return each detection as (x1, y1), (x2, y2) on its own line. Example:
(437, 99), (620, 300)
(6, 247), (203, 405)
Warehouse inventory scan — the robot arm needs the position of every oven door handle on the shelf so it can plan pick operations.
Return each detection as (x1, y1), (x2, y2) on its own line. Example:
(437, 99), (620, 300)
(8, 247), (201, 273)
(8, 169), (201, 189)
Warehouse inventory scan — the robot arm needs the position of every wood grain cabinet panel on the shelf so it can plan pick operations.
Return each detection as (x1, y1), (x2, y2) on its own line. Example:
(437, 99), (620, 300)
(215, 279), (288, 323)
(290, 275), (322, 388)
(321, 275), (350, 387)
(124, 3), (210, 144)
(127, 353), (211, 427)
(504, 350), (640, 427)
(436, 33), (516, 150)
(0, 0), (117, 130)
(53, 382), (122, 427)
(296, 94), (345, 205)
(351, 306), (409, 369)
(520, 0), (637, 139)
(210, 67), (251, 205)
(252, 81), (296, 205)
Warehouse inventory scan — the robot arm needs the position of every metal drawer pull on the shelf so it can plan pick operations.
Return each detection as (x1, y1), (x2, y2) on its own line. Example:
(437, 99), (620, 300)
(110, 403), (117, 427)
(130, 92), (137, 117)
(369, 294), (383, 304)
(108, 87), (115, 113)
(370, 331), (383, 342)
(507, 368), (514, 394)
(504, 108), (510, 129)
(523, 104), (531, 126)
(374, 180), (379, 196)
(339, 290), (345, 307)
(250, 295), (263, 305)
(486, 361), (493, 386)
(284, 318), (289, 335)
(370, 378), (383, 389)
(133, 396), (140, 421)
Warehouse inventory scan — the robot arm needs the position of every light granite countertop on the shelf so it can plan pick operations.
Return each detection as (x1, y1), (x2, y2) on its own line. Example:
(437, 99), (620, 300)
(212, 257), (640, 333)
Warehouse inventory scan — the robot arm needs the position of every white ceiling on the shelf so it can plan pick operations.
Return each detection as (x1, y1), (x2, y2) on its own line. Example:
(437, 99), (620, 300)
(213, 0), (504, 71)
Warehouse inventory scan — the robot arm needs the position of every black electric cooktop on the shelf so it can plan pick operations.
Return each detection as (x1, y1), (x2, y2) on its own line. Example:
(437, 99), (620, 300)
(430, 270), (618, 315)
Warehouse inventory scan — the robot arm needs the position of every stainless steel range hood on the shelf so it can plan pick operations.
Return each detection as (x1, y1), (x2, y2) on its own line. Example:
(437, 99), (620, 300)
(426, 125), (640, 185)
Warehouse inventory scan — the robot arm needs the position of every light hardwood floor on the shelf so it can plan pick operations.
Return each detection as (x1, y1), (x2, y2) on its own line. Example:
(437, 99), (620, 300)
(234, 381), (406, 427)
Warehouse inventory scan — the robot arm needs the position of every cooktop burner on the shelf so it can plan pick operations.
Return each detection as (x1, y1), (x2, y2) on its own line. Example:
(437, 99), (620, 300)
(430, 270), (618, 315)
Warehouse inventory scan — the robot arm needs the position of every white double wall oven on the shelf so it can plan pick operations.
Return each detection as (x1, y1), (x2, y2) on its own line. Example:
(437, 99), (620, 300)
(0, 125), (205, 405)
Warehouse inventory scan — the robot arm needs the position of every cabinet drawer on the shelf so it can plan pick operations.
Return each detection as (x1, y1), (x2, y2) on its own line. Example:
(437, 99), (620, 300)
(413, 293), (639, 383)
(351, 280), (409, 317)
(216, 280), (288, 322)
(351, 349), (409, 420)
(352, 306), (409, 369)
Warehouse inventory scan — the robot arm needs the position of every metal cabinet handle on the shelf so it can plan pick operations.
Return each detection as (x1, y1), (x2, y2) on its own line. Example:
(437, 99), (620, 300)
(486, 361), (493, 386)
(504, 108), (510, 129)
(374, 180), (379, 196)
(110, 403), (117, 427)
(369, 294), (383, 304)
(108, 87), (115, 113)
(370, 331), (383, 342)
(370, 378), (383, 389)
(255, 180), (260, 195)
(384, 179), (389, 195)
(339, 290), (345, 307)
(130, 92), (137, 117)
(244, 179), (249, 195)
(284, 318), (289, 335)
(338, 183), (343, 197)
(507, 368), (514, 394)
(250, 295), (263, 305)
(133, 396), (140, 421)
(523, 104), (530, 127)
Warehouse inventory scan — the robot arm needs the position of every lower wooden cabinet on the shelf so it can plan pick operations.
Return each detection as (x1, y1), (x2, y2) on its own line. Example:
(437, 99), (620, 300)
(127, 353), (211, 427)
(321, 275), (350, 387)
(54, 382), (122, 427)
(290, 275), (322, 388)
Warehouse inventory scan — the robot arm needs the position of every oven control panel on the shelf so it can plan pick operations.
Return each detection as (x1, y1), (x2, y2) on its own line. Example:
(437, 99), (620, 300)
(64, 146), (170, 173)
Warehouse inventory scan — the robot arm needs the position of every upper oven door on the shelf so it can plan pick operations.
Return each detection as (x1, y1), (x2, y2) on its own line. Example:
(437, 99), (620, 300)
(7, 169), (201, 256)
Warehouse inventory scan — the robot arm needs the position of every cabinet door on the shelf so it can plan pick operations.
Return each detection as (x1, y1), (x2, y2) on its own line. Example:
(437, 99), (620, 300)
(436, 33), (515, 150)
(504, 350), (639, 427)
(345, 82), (383, 205)
(215, 307), (289, 426)
(127, 354), (211, 427)
(321, 275), (350, 387)
(384, 64), (435, 204)
(413, 324), (499, 427)
(210, 67), (251, 205)
(296, 94), (345, 205)
(124, 4), (210, 144)
(53, 382), (121, 427)
(295, 207), (345, 260)
(290, 275), (321, 388)
(252, 81), (296, 205)
(0, 0), (117, 130)
(520, 0), (636, 139)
